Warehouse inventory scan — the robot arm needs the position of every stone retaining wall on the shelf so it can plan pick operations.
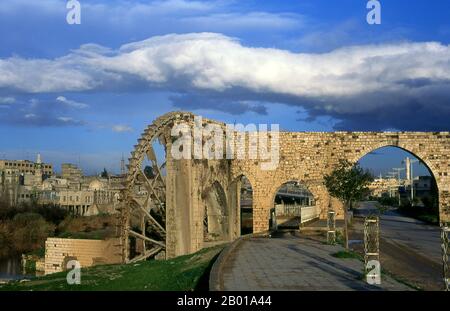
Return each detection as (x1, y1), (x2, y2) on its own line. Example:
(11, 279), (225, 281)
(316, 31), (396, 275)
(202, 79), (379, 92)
(44, 238), (122, 275)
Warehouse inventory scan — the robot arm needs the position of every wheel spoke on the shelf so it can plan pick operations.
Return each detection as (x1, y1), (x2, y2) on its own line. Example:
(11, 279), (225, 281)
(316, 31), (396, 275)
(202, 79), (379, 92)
(120, 113), (191, 263)
(128, 229), (165, 248)
(132, 199), (166, 235)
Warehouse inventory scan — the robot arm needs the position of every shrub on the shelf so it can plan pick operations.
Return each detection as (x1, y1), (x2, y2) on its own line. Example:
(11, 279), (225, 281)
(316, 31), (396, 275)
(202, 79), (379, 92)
(10, 213), (55, 254)
(0, 202), (68, 225)
(0, 221), (13, 257)
(377, 196), (398, 207)
(57, 214), (116, 239)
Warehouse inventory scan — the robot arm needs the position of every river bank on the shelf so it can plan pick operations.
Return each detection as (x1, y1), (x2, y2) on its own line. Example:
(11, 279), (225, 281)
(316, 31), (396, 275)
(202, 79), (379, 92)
(0, 255), (38, 283)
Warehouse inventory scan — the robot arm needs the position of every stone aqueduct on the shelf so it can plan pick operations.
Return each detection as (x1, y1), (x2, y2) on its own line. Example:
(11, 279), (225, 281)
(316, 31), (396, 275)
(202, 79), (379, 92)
(119, 111), (450, 263)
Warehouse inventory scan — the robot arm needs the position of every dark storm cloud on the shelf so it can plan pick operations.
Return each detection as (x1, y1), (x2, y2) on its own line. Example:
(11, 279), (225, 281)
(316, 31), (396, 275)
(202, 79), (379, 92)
(169, 93), (267, 115)
(1, 33), (450, 131)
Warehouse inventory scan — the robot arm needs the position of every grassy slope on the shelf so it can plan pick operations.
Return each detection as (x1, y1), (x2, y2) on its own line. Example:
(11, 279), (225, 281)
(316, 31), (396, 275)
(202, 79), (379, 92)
(0, 246), (223, 291)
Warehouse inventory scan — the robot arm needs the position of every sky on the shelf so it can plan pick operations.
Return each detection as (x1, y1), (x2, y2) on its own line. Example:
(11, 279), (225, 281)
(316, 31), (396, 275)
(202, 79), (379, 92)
(0, 0), (449, 175)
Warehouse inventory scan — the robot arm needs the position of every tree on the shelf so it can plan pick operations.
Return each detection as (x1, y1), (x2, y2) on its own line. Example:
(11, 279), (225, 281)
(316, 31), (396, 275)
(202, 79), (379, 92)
(101, 168), (109, 178)
(324, 159), (373, 249)
(144, 165), (155, 179)
(10, 212), (55, 253)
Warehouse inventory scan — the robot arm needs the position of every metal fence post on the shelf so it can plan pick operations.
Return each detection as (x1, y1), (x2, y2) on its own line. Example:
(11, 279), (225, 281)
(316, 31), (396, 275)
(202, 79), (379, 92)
(441, 222), (449, 291)
(271, 209), (277, 231)
(327, 210), (336, 244)
(364, 215), (380, 285)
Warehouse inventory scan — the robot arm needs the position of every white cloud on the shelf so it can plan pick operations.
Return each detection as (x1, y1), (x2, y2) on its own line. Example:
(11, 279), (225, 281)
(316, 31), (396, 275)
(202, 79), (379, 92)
(0, 97), (15, 104)
(1, 33), (450, 117)
(56, 96), (89, 109)
(55, 116), (83, 125)
(24, 113), (36, 119)
(181, 12), (304, 30)
(57, 116), (74, 123)
(112, 125), (133, 133)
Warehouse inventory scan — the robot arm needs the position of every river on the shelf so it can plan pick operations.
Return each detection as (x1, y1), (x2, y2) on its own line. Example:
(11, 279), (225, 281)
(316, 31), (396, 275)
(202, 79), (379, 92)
(0, 256), (36, 281)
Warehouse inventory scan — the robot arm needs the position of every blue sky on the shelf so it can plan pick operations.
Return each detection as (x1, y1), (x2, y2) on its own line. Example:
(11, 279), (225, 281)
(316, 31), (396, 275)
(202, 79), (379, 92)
(0, 0), (448, 175)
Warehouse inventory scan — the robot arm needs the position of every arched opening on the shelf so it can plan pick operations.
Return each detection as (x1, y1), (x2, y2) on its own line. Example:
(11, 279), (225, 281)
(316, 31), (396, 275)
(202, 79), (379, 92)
(357, 146), (439, 223)
(240, 176), (253, 235)
(351, 145), (442, 290)
(204, 181), (229, 243)
(271, 181), (317, 230)
(233, 175), (253, 235)
(128, 136), (167, 260)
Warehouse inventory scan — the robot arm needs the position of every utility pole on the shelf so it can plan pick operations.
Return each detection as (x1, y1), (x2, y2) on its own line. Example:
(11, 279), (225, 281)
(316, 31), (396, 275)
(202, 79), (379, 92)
(409, 159), (419, 203)
(386, 172), (396, 198)
(393, 168), (405, 206)
(402, 157), (420, 204)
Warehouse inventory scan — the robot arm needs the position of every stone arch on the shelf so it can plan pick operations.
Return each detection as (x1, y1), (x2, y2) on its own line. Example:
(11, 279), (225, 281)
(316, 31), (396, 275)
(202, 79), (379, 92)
(349, 141), (440, 184)
(350, 142), (442, 221)
(228, 174), (254, 237)
(203, 180), (229, 242)
(269, 178), (317, 208)
(269, 179), (318, 229)
(230, 168), (257, 189)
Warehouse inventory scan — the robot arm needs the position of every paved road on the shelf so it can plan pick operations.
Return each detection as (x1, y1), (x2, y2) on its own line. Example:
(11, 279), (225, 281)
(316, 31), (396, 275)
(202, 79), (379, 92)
(352, 201), (443, 290)
(355, 201), (441, 264)
(221, 233), (411, 291)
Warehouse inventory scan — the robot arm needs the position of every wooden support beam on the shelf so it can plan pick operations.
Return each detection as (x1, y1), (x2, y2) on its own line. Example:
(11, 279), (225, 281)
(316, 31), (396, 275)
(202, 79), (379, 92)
(132, 199), (166, 235)
(128, 229), (166, 248)
(127, 247), (163, 264)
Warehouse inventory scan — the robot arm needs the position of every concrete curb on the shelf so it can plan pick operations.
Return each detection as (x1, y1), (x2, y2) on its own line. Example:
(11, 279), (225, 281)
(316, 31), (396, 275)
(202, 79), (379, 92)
(209, 231), (270, 291)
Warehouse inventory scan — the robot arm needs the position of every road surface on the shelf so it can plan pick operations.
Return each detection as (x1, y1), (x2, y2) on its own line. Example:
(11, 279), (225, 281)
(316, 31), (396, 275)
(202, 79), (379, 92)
(355, 201), (441, 264)
(353, 201), (443, 290)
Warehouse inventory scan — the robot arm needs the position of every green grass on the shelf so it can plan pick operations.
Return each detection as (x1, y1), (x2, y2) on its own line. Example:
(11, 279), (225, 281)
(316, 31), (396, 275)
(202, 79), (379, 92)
(380, 268), (422, 291)
(0, 246), (224, 291)
(415, 214), (439, 225)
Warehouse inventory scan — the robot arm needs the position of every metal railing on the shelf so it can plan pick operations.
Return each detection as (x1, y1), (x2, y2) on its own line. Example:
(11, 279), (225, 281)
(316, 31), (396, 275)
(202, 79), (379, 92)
(300, 206), (320, 223)
(274, 203), (319, 223)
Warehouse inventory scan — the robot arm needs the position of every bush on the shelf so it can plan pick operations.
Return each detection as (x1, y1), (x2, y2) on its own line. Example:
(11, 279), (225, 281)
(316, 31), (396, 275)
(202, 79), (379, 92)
(377, 196), (398, 207)
(10, 213), (55, 254)
(57, 214), (116, 239)
(398, 197), (439, 225)
(0, 221), (13, 257)
(0, 202), (68, 225)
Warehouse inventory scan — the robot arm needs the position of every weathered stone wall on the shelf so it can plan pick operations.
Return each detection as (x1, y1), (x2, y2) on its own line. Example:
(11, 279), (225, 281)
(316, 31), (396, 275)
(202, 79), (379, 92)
(146, 112), (450, 259)
(230, 131), (450, 232)
(44, 238), (122, 275)
(164, 115), (237, 258)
